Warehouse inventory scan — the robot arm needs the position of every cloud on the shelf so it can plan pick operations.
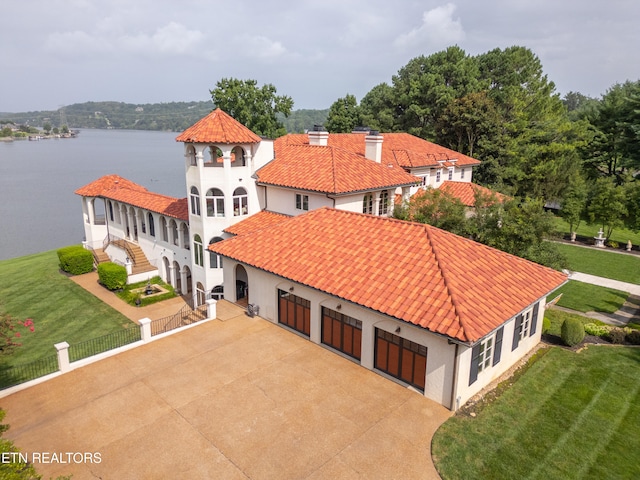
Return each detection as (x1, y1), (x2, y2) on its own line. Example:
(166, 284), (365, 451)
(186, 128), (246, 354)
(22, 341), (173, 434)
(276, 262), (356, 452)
(44, 22), (206, 58)
(394, 3), (465, 49)
(233, 34), (287, 60)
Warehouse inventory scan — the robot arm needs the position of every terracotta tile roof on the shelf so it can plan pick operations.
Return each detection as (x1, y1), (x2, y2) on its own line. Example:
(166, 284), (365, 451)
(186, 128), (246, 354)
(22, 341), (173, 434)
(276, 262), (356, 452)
(210, 208), (566, 343)
(224, 210), (290, 236)
(437, 181), (509, 207)
(278, 132), (481, 169)
(75, 175), (189, 221)
(175, 108), (261, 144)
(259, 141), (420, 194)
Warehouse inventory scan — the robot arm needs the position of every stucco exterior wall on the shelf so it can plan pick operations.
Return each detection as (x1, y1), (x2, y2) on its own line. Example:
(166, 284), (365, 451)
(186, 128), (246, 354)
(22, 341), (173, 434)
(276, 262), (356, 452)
(262, 186), (333, 216)
(221, 260), (460, 408)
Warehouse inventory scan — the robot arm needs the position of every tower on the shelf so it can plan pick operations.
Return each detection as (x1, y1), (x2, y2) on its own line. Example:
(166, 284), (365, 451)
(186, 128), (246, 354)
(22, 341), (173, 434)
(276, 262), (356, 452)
(175, 109), (274, 301)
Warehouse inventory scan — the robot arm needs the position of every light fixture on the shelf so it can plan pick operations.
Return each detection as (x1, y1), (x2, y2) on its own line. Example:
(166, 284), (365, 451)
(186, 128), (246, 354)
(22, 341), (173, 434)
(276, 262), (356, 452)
(395, 326), (401, 334)
(336, 304), (342, 310)
(289, 286), (294, 292)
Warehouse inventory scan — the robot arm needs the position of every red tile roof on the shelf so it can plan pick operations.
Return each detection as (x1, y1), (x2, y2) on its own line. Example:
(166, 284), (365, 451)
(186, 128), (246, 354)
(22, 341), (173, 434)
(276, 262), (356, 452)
(75, 175), (189, 221)
(437, 181), (509, 207)
(210, 208), (566, 343)
(175, 108), (262, 144)
(224, 210), (290, 236)
(279, 132), (481, 169)
(259, 141), (420, 194)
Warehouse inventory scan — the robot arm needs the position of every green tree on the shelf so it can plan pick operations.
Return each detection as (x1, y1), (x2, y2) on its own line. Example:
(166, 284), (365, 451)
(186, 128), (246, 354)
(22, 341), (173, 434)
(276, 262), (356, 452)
(42, 122), (51, 134)
(624, 180), (640, 232)
(583, 81), (640, 181)
(210, 78), (293, 138)
(325, 94), (361, 133)
(587, 177), (628, 239)
(359, 83), (397, 132)
(61, 125), (70, 134)
(398, 188), (468, 236)
(559, 172), (589, 235)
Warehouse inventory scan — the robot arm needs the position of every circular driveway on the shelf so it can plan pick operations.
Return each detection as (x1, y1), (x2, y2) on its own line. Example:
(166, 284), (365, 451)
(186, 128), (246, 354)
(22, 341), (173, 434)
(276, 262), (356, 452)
(2, 302), (451, 479)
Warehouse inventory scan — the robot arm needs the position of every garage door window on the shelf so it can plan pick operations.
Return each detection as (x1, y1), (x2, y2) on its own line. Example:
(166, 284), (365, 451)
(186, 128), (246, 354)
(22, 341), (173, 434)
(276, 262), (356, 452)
(278, 289), (311, 337)
(375, 328), (427, 391)
(321, 307), (362, 360)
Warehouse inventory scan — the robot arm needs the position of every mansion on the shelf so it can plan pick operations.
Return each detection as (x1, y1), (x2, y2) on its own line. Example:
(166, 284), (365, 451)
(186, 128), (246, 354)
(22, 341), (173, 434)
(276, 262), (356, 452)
(76, 110), (566, 409)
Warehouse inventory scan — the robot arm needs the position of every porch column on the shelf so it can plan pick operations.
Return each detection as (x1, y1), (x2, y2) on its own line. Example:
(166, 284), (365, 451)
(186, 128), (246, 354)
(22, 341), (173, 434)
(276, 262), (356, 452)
(166, 264), (175, 288)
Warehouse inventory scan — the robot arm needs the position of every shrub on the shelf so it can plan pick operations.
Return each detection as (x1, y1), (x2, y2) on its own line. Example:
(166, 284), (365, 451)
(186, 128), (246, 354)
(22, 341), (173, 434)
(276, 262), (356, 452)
(626, 329), (640, 345)
(584, 323), (610, 337)
(542, 316), (551, 334)
(97, 262), (127, 291)
(561, 318), (585, 347)
(57, 245), (93, 275)
(606, 327), (627, 344)
(608, 240), (619, 249)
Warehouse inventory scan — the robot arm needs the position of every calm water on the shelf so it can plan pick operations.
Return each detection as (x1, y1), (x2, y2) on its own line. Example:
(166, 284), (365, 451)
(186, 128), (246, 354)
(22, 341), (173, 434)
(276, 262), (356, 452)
(0, 130), (186, 260)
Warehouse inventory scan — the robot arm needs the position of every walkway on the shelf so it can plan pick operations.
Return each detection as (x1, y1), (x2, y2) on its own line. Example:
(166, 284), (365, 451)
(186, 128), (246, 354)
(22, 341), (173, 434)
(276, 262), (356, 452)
(555, 271), (640, 326)
(1, 301), (452, 479)
(70, 271), (189, 323)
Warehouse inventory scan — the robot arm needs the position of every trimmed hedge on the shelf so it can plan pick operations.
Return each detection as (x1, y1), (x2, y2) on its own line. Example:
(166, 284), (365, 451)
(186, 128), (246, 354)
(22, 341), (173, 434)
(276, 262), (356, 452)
(561, 318), (585, 347)
(57, 245), (94, 275)
(542, 316), (551, 334)
(97, 262), (127, 291)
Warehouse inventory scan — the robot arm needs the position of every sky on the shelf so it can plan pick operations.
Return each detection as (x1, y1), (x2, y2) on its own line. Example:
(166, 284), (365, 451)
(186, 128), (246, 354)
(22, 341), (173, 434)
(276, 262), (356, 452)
(2, 0), (639, 113)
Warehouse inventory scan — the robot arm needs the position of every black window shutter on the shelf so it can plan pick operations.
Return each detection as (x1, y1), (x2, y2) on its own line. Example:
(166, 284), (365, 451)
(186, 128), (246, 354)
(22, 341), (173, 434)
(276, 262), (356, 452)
(469, 344), (481, 386)
(493, 327), (504, 366)
(512, 314), (523, 351)
(530, 302), (540, 336)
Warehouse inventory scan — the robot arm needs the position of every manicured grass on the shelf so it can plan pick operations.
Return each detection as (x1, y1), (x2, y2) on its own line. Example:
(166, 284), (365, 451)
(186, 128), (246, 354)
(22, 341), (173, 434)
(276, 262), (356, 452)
(547, 280), (628, 314)
(543, 309), (604, 336)
(432, 346), (640, 479)
(0, 250), (135, 367)
(555, 243), (640, 284)
(552, 216), (640, 246)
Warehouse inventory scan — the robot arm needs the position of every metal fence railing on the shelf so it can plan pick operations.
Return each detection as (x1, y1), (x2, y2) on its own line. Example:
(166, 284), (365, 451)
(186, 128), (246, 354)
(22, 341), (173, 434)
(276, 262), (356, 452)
(150, 300), (208, 336)
(68, 327), (142, 363)
(0, 354), (59, 389)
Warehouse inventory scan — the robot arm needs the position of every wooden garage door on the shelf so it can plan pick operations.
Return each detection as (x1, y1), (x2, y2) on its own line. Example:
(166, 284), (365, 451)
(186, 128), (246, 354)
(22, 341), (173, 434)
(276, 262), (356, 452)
(374, 328), (427, 391)
(321, 307), (362, 360)
(278, 289), (310, 337)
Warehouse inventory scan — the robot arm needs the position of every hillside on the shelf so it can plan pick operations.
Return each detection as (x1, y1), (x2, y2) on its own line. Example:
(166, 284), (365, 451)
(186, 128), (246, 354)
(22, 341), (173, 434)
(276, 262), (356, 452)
(0, 102), (328, 134)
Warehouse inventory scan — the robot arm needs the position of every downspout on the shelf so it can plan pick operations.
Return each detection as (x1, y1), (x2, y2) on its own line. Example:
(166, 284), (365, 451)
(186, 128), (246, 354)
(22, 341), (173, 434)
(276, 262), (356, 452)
(449, 342), (460, 411)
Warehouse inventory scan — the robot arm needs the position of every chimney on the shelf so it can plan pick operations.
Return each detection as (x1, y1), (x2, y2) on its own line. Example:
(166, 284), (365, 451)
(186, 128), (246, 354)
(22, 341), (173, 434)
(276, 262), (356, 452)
(365, 130), (383, 163)
(308, 124), (328, 146)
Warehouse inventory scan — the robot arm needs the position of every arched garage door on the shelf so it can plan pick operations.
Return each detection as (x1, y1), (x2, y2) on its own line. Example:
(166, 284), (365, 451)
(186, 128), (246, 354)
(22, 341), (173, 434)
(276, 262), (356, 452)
(278, 289), (310, 337)
(374, 328), (427, 391)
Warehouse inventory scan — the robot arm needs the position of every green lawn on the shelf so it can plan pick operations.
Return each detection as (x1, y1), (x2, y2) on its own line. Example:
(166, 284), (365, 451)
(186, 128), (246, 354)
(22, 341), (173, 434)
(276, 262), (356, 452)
(432, 346), (640, 479)
(555, 243), (640, 284)
(0, 250), (135, 367)
(547, 280), (628, 314)
(552, 216), (640, 246)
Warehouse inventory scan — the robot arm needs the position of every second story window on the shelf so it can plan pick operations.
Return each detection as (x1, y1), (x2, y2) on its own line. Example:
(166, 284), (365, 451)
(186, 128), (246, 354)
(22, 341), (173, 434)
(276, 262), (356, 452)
(296, 193), (309, 211)
(190, 186), (200, 216)
(362, 194), (374, 214)
(448, 167), (454, 181)
(206, 188), (225, 217)
(379, 191), (389, 216)
(233, 187), (248, 216)
(461, 168), (466, 179)
(436, 169), (441, 182)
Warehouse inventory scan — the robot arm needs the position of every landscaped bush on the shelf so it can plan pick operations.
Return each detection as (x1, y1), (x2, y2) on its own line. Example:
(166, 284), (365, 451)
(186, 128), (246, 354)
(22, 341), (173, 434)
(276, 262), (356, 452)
(561, 318), (585, 347)
(626, 329), (640, 345)
(57, 245), (93, 275)
(606, 327), (627, 344)
(542, 316), (551, 334)
(584, 323), (610, 337)
(97, 262), (127, 291)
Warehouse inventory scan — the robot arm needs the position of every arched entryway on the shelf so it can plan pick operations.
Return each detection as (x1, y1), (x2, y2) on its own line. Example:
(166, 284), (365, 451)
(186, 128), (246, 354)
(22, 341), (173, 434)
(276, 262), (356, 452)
(235, 264), (248, 306)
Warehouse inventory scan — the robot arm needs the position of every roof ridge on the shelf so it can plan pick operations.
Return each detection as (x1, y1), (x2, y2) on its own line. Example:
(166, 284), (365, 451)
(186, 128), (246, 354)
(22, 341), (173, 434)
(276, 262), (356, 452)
(423, 225), (469, 342)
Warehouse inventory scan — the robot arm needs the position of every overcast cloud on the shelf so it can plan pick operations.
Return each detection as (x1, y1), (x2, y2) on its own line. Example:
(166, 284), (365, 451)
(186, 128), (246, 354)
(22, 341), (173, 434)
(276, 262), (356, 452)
(1, 0), (638, 112)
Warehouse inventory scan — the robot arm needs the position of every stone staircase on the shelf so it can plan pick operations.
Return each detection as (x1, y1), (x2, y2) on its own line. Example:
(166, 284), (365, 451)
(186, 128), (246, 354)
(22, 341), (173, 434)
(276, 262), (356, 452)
(101, 237), (156, 275)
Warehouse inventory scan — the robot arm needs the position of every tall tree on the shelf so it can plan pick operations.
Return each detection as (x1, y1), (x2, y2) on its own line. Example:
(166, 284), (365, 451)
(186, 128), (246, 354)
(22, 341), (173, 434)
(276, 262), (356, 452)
(587, 177), (628, 239)
(210, 78), (293, 138)
(325, 94), (361, 133)
(559, 172), (589, 235)
(359, 83), (396, 132)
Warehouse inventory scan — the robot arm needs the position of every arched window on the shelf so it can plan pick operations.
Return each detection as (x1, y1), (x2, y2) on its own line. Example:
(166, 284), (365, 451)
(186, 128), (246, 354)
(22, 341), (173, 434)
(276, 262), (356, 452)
(148, 213), (155, 237)
(190, 186), (200, 216)
(206, 188), (225, 217)
(231, 146), (246, 167)
(181, 223), (190, 250)
(205, 146), (223, 167)
(194, 234), (204, 267)
(209, 237), (224, 269)
(160, 217), (168, 242)
(170, 220), (179, 246)
(233, 187), (248, 216)
(187, 145), (196, 166)
(362, 194), (374, 214)
(379, 191), (389, 216)
(211, 285), (224, 300)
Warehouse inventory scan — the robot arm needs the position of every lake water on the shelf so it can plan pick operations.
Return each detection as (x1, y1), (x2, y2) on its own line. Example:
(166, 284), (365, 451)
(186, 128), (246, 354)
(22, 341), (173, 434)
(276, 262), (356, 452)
(0, 129), (186, 260)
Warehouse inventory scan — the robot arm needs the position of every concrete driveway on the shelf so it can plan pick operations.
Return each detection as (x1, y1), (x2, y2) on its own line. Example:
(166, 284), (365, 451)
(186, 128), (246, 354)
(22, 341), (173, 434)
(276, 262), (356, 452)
(1, 302), (451, 479)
